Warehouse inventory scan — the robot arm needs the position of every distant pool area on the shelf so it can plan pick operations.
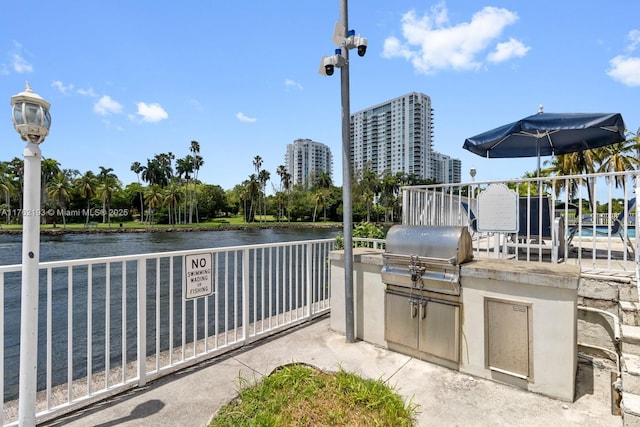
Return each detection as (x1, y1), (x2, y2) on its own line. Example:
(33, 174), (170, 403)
(576, 226), (636, 238)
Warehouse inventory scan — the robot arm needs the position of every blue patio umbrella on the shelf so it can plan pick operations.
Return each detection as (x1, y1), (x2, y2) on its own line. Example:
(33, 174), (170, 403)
(462, 109), (626, 176)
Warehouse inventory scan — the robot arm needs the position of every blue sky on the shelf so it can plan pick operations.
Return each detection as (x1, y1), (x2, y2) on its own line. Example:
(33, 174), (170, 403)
(1, 1), (639, 191)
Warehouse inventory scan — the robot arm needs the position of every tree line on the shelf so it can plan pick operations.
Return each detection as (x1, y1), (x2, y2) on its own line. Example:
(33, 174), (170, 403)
(0, 140), (436, 228)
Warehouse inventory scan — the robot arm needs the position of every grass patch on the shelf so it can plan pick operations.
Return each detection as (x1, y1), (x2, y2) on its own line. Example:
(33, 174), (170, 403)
(209, 363), (417, 427)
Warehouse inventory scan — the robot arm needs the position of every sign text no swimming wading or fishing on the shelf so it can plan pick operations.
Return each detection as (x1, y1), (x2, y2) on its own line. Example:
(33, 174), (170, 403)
(184, 253), (214, 300)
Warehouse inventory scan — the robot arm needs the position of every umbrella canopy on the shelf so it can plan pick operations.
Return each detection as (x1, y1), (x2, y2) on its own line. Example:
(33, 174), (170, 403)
(463, 112), (626, 173)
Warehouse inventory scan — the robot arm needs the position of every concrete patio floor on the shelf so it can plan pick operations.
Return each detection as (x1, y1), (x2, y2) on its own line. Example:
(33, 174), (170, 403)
(40, 315), (621, 427)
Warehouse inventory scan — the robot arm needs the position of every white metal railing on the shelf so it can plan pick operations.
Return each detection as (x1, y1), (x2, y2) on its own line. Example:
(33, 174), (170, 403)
(402, 170), (639, 274)
(0, 238), (334, 425)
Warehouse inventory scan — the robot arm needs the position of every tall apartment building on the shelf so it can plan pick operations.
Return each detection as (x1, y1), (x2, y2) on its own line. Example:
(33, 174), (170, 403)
(433, 152), (462, 184)
(350, 92), (460, 183)
(285, 138), (333, 188)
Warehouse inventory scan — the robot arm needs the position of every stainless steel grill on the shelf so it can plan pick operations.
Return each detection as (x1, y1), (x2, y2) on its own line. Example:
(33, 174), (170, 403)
(381, 225), (474, 366)
(381, 225), (473, 295)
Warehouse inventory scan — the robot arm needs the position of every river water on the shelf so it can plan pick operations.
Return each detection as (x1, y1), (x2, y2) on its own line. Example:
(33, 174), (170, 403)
(0, 227), (342, 402)
(0, 226), (342, 266)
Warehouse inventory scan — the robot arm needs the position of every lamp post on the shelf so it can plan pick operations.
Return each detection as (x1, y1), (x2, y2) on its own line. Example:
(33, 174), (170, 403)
(11, 82), (51, 427)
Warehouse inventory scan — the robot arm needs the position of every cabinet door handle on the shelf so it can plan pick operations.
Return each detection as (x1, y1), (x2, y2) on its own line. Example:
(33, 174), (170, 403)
(410, 300), (418, 318)
(420, 300), (427, 319)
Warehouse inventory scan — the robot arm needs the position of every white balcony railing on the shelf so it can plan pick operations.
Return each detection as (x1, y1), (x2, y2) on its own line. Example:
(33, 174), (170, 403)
(0, 238), (334, 425)
(402, 170), (639, 275)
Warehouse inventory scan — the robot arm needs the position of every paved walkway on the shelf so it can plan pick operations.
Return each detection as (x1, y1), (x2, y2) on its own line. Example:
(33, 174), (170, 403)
(40, 316), (621, 427)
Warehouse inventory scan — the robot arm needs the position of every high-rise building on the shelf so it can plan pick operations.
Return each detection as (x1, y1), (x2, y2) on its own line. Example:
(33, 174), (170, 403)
(433, 152), (462, 184)
(350, 92), (460, 183)
(285, 138), (333, 188)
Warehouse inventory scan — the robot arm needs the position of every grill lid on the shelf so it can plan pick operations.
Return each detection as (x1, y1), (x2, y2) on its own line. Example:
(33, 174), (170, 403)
(384, 225), (473, 265)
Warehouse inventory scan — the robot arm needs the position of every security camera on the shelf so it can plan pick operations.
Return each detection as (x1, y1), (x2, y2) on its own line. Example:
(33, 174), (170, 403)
(318, 50), (346, 76)
(355, 36), (367, 57)
(357, 44), (367, 57)
(325, 64), (335, 76)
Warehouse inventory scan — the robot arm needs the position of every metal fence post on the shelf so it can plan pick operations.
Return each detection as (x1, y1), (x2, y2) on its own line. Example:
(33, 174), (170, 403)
(242, 248), (250, 343)
(306, 243), (313, 316)
(137, 259), (147, 386)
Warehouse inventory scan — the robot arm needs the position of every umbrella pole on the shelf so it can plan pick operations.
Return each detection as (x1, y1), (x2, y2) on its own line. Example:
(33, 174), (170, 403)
(537, 141), (541, 195)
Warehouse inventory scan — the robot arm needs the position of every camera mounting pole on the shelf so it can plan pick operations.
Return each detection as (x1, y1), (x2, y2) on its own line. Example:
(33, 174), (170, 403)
(339, 0), (354, 343)
(318, 1), (367, 343)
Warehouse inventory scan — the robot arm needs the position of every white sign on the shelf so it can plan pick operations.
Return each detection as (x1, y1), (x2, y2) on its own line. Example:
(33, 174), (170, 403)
(184, 253), (214, 300)
(477, 183), (519, 232)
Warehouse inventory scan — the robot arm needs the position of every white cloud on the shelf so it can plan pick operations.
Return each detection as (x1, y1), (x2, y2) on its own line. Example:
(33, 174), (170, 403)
(188, 98), (204, 112)
(627, 30), (640, 52)
(606, 30), (640, 86)
(135, 102), (168, 122)
(285, 78), (303, 90)
(11, 53), (32, 73)
(77, 87), (98, 97)
(607, 55), (640, 87)
(94, 95), (123, 115)
(236, 112), (257, 123)
(51, 80), (74, 94)
(488, 38), (530, 63)
(382, 3), (528, 74)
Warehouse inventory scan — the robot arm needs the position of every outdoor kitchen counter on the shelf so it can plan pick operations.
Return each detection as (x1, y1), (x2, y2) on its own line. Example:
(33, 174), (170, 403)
(460, 257), (580, 290)
(459, 257), (580, 402)
(330, 250), (581, 402)
(330, 248), (385, 346)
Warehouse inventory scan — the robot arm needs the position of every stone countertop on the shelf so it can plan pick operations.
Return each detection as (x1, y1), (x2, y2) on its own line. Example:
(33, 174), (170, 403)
(461, 258), (580, 290)
(330, 249), (580, 290)
(329, 248), (385, 265)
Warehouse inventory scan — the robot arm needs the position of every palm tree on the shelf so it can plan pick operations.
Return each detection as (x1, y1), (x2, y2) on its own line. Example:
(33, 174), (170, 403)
(0, 168), (15, 225)
(192, 155), (204, 223)
(258, 169), (270, 220)
(380, 172), (399, 222)
(46, 171), (72, 228)
(596, 139), (640, 190)
(190, 141), (203, 223)
(543, 150), (601, 212)
(76, 171), (97, 226)
(244, 175), (260, 222)
(144, 184), (163, 225)
(40, 158), (61, 223)
(8, 157), (24, 216)
(252, 155), (263, 223)
(315, 171), (333, 189)
(276, 165), (288, 221)
(175, 156), (193, 224)
(312, 190), (326, 222)
(40, 157), (61, 203)
(130, 161), (145, 222)
(141, 156), (171, 190)
(164, 182), (182, 225)
(154, 153), (174, 187)
(97, 169), (120, 226)
(360, 168), (380, 222)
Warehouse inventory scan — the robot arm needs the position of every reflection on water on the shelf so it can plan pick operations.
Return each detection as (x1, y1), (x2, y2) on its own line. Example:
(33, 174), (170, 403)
(0, 227), (342, 266)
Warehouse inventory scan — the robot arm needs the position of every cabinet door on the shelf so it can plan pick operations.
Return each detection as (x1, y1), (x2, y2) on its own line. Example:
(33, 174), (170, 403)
(419, 300), (459, 362)
(485, 299), (531, 379)
(385, 292), (418, 349)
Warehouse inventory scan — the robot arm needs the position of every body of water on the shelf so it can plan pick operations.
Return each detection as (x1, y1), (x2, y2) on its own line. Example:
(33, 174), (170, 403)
(0, 226), (342, 266)
(0, 226), (342, 402)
